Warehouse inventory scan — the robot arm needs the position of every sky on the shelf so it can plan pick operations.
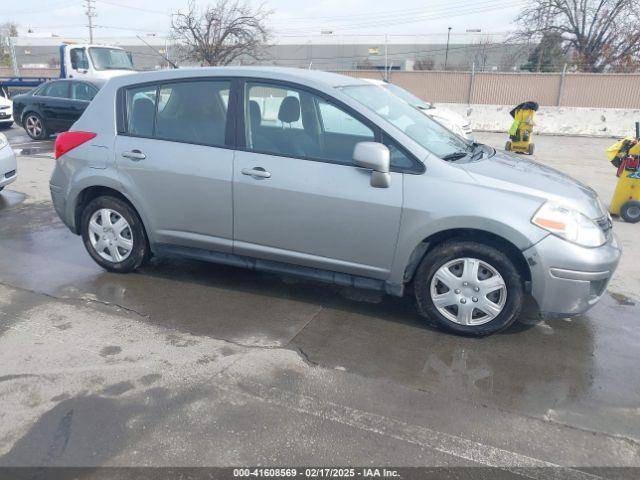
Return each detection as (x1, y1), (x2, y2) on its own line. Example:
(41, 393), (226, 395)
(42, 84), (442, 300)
(4, 0), (525, 42)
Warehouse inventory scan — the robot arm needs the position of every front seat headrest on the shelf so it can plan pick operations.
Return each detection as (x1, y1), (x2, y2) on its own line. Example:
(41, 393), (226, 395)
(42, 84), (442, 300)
(278, 96), (300, 124)
(249, 100), (262, 131)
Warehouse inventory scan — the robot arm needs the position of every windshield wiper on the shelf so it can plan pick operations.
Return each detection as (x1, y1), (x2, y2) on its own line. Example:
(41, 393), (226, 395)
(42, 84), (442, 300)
(441, 151), (469, 161)
(468, 141), (485, 161)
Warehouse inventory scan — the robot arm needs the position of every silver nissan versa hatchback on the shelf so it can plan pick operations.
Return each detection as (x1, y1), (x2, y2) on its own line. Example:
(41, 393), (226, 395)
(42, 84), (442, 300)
(50, 67), (621, 336)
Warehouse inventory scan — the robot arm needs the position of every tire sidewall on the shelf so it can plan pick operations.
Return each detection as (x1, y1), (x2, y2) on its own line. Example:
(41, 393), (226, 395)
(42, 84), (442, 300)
(81, 196), (148, 272)
(621, 201), (640, 223)
(414, 241), (523, 336)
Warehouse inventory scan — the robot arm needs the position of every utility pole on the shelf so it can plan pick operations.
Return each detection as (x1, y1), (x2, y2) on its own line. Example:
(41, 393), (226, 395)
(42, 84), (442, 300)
(84, 0), (96, 43)
(444, 27), (452, 70)
(384, 33), (388, 81)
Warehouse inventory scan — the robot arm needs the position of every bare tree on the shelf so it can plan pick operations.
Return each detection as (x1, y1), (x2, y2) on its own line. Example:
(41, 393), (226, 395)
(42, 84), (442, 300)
(514, 0), (640, 72)
(171, 0), (271, 66)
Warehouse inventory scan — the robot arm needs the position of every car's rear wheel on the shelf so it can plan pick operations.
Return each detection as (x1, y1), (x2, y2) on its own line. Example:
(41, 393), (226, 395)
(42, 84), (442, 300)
(414, 240), (523, 336)
(81, 196), (150, 272)
(24, 113), (47, 140)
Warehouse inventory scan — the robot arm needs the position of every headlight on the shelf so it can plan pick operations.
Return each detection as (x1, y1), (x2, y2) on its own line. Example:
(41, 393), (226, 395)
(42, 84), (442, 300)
(0, 133), (7, 150)
(532, 201), (606, 247)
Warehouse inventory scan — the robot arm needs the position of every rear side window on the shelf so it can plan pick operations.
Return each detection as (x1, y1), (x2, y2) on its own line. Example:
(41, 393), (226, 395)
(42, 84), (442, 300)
(71, 82), (98, 101)
(123, 80), (230, 146)
(126, 86), (157, 137)
(155, 80), (230, 146)
(43, 82), (70, 99)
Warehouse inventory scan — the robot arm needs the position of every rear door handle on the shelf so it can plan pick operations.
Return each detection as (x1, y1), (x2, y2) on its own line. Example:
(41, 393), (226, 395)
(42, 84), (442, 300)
(122, 150), (146, 161)
(241, 167), (271, 179)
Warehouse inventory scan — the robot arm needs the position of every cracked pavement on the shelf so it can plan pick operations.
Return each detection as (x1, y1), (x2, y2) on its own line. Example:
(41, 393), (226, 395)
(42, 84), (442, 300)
(0, 126), (639, 475)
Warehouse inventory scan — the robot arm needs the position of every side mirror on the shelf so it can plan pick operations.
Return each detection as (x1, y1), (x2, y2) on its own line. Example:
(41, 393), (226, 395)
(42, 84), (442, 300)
(353, 141), (391, 188)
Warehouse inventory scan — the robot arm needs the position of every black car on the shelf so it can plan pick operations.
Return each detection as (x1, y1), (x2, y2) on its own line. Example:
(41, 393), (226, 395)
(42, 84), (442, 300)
(12, 79), (105, 140)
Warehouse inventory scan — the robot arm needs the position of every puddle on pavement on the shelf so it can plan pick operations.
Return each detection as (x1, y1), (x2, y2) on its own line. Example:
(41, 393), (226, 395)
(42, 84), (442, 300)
(17, 147), (53, 156)
(0, 190), (27, 210)
(1, 198), (639, 441)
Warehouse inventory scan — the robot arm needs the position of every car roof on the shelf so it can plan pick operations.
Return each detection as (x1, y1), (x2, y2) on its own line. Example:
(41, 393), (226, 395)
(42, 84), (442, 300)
(108, 66), (370, 90)
(45, 78), (106, 88)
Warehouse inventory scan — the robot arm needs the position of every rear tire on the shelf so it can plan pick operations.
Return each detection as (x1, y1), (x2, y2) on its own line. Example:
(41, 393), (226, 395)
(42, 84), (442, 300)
(620, 200), (640, 223)
(413, 240), (523, 336)
(23, 112), (48, 140)
(81, 195), (150, 273)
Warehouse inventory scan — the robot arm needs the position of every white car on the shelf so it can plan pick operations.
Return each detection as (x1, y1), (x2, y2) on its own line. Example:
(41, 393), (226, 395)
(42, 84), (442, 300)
(0, 133), (17, 192)
(0, 87), (13, 128)
(362, 79), (473, 139)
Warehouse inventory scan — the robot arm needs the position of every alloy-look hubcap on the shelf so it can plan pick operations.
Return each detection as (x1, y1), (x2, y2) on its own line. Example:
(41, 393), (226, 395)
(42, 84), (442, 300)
(430, 257), (507, 326)
(88, 208), (133, 263)
(26, 116), (42, 137)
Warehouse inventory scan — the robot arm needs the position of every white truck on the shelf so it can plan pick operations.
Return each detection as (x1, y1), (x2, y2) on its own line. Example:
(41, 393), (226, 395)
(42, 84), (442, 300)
(0, 43), (135, 90)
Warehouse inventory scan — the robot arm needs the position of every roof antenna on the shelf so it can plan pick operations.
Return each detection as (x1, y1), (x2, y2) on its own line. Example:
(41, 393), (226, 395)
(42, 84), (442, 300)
(136, 35), (178, 69)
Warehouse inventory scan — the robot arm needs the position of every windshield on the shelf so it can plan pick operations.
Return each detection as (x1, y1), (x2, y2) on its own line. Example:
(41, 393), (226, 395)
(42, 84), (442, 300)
(88, 47), (134, 71)
(341, 84), (470, 159)
(384, 83), (433, 109)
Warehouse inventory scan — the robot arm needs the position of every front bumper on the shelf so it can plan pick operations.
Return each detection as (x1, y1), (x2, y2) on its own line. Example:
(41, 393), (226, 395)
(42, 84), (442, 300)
(0, 108), (13, 123)
(523, 233), (622, 318)
(0, 146), (17, 188)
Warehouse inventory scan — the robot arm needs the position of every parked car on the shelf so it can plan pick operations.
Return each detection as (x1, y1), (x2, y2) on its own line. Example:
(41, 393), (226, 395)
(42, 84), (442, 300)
(49, 68), (620, 336)
(0, 87), (13, 128)
(0, 132), (17, 192)
(13, 79), (104, 140)
(362, 78), (473, 139)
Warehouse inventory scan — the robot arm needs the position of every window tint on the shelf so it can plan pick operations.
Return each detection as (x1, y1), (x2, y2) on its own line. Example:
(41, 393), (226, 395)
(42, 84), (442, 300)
(126, 85), (157, 137)
(155, 80), (230, 146)
(43, 82), (69, 99)
(383, 135), (418, 170)
(245, 82), (374, 165)
(71, 82), (98, 101)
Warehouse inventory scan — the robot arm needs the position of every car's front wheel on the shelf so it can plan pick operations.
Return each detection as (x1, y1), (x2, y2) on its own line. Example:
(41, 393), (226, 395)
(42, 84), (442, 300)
(414, 240), (523, 336)
(81, 196), (150, 272)
(24, 113), (47, 140)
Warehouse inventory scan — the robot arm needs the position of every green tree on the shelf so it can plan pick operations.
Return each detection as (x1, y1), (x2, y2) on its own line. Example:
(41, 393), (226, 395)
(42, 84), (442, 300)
(521, 31), (566, 71)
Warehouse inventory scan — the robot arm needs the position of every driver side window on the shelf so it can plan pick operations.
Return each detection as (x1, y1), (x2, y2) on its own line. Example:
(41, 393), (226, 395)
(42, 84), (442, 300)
(244, 82), (374, 165)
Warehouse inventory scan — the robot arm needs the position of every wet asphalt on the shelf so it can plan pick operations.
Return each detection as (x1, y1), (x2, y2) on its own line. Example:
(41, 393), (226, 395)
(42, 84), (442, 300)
(0, 125), (639, 472)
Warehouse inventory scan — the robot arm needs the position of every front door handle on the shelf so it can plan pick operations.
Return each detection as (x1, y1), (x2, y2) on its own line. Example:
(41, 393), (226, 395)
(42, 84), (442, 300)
(241, 167), (271, 179)
(122, 150), (146, 161)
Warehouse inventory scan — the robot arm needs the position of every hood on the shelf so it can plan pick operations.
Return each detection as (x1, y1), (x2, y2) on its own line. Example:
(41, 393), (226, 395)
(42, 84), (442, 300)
(425, 107), (469, 128)
(460, 151), (606, 219)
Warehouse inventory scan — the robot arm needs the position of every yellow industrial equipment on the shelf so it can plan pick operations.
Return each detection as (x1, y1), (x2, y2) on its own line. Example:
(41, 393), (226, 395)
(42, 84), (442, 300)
(607, 123), (640, 223)
(505, 101), (539, 155)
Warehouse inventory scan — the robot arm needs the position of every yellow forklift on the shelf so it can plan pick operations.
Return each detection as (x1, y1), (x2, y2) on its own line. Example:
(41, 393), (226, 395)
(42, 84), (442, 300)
(607, 122), (640, 223)
(505, 101), (539, 155)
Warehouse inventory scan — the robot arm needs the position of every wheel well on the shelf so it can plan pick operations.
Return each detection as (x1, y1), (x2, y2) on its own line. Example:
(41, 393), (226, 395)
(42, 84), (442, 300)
(74, 186), (134, 234)
(404, 228), (532, 286)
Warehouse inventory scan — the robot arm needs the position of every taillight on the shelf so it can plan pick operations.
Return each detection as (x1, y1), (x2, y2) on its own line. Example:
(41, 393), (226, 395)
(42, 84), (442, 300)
(54, 131), (97, 159)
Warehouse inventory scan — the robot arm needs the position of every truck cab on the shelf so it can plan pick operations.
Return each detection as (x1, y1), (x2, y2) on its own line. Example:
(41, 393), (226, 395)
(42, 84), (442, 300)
(62, 44), (135, 80)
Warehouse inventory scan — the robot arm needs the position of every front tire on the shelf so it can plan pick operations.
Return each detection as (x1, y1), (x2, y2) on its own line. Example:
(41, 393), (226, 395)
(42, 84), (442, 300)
(414, 240), (523, 336)
(23, 112), (48, 140)
(81, 196), (150, 273)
